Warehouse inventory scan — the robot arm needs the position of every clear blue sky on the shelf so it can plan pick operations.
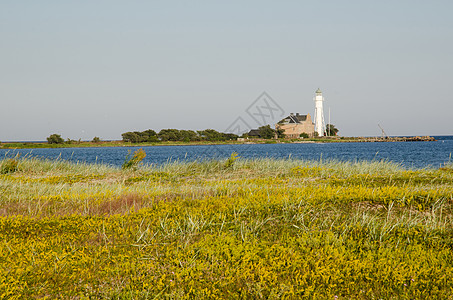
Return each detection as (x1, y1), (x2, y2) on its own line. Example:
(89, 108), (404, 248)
(1, 0), (452, 141)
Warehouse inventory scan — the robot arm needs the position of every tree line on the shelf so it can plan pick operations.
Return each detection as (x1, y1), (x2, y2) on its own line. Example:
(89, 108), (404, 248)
(45, 124), (338, 145)
(121, 129), (238, 143)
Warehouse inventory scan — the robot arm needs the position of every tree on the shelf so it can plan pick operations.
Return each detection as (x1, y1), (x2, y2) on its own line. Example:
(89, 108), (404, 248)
(141, 129), (158, 142)
(258, 125), (275, 139)
(147, 135), (159, 143)
(180, 130), (200, 142)
(222, 133), (238, 141)
(197, 129), (223, 141)
(158, 129), (181, 141)
(47, 134), (64, 144)
(92, 137), (101, 143)
(121, 128), (237, 143)
(325, 124), (339, 136)
(122, 132), (140, 143)
(122, 130), (159, 143)
(276, 128), (285, 139)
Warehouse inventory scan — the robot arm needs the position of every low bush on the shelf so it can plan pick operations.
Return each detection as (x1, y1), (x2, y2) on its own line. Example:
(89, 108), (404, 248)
(122, 148), (146, 170)
(0, 158), (19, 174)
(224, 152), (239, 169)
(46, 134), (64, 144)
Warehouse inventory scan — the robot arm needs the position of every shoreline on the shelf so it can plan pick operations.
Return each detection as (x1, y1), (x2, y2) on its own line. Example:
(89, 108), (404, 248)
(0, 136), (438, 149)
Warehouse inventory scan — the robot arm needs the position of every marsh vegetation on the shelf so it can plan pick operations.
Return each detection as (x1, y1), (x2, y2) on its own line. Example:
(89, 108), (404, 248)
(1, 155), (452, 298)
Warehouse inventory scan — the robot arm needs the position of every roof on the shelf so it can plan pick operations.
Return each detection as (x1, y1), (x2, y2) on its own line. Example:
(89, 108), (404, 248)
(316, 88), (322, 94)
(278, 113), (308, 124)
(248, 129), (261, 136)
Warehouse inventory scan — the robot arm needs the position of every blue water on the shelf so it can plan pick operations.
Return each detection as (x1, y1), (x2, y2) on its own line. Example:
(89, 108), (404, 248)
(1, 136), (452, 169)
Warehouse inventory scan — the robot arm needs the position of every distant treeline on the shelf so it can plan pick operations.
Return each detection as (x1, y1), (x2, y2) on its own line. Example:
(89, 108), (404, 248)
(121, 129), (238, 143)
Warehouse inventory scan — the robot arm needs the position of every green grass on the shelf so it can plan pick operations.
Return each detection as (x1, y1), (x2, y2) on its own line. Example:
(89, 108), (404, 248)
(0, 157), (452, 298)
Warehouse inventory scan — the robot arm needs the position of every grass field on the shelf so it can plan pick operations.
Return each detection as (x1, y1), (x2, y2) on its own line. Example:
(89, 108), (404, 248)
(1, 154), (453, 299)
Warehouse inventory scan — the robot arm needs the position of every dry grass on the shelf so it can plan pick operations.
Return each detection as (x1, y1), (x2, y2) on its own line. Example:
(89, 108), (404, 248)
(1, 156), (453, 298)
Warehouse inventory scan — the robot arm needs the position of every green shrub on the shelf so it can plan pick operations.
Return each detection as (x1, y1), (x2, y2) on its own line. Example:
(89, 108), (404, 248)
(224, 152), (239, 169)
(258, 125), (275, 139)
(66, 138), (77, 144)
(47, 134), (64, 144)
(1, 157), (19, 174)
(122, 148), (147, 170)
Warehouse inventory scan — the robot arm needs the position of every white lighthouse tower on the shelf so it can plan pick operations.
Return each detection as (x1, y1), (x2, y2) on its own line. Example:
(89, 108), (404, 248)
(314, 88), (325, 137)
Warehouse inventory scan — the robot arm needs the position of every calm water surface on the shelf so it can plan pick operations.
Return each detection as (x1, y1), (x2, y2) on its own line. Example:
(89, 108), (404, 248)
(1, 136), (452, 169)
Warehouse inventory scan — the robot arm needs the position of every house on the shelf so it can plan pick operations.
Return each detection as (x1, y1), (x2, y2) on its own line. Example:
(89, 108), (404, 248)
(247, 129), (261, 137)
(276, 113), (315, 138)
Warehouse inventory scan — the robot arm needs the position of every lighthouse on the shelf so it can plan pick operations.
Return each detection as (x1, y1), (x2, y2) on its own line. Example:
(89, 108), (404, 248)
(314, 88), (325, 137)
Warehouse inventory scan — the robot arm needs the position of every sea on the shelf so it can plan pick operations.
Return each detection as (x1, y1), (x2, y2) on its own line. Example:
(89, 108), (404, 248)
(1, 136), (453, 169)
